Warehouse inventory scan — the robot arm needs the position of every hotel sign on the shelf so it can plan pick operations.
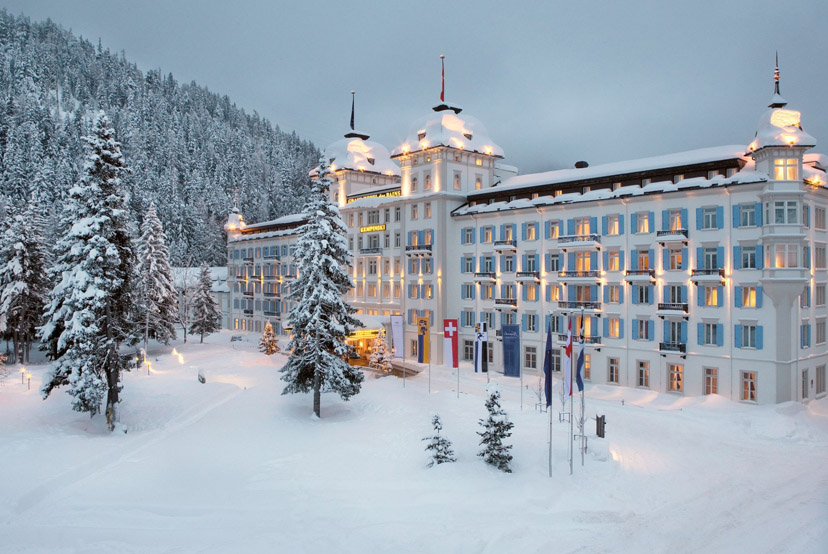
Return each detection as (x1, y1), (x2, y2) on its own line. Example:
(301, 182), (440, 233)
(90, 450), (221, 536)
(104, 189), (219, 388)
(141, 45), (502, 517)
(346, 190), (402, 204)
(359, 224), (386, 233)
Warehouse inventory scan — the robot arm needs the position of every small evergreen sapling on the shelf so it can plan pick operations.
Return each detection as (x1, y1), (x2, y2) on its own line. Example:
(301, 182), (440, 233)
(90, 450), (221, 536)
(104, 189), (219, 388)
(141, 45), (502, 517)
(259, 320), (280, 355)
(367, 329), (392, 373)
(478, 387), (514, 473)
(423, 414), (456, 467)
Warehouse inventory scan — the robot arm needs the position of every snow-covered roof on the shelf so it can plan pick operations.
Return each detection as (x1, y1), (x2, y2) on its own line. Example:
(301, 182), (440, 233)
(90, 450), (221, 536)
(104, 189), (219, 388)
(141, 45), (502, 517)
(747, 108), (816, 153)
(453, 168), (769, 217)
(171, 267), (229, 293)
(493, 146), (747, 193)
(242, 213), (305, 232)
(318, 134), (400, 177)
(391, 104), (504, 158)
(230, 227), (299, 243)
(804, 153), (828, 171)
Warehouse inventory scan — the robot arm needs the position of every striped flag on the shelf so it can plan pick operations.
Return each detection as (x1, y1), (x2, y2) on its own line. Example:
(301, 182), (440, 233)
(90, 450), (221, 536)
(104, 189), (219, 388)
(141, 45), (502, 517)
(562, 318), (573, 397)
(575, 316), (585, 392)
(417, 317), (430, 363)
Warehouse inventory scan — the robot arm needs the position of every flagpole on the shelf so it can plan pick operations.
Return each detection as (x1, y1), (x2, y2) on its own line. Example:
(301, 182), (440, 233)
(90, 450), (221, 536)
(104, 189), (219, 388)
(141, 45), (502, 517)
(547, 310), (553, 478)
(580, 307), (585, 467)
(569, 315), (573, 476)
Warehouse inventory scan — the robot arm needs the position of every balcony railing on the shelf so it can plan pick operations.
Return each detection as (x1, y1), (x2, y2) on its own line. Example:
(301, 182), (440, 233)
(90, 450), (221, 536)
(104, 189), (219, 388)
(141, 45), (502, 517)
(657, 229), (688, 239)
(495, 298), (518, 307)
(474, 272), (497, 281)
(691, 268), (725, 278)
(658, 302), (689, 312)
(263, 310), (280, 317)
(557, 334), (602, 344)
(242, 257), (254, 265)
(405, 244), (433, 256)
(262, 274), (279, 281)
(558, 270), (600, 279)
(359, 247), (382, 255)
(493, 240), (517, 250)
(242, 291), (254, 298)
(557, 234), (601, 244)
(659, 342), (687, 354)
(243, 309), (253, 316)
(625, 269), (655, 278)
(515, 271), (540, 281)
(263, 254), (280, 260)
(263, 291), (279, 298)
(558, 301), (602, 310)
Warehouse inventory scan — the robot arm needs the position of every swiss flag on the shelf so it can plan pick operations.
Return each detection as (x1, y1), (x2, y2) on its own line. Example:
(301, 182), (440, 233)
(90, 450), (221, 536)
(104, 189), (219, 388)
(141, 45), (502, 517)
(443, 319), (458, 369)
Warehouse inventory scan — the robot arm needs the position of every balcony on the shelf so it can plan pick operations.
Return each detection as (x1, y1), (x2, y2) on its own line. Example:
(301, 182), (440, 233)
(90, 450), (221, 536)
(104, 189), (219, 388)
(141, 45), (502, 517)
(359, 247), (383, 255)
(624, 269), (655, 283)
(558, 269), (600, 281)
(405, 244), (433, 256)
(558, 301), (602, 312)
(657, 302), (689, 315)
(282, 274), (297, 281)
(657, 228), (689, 245)
(242, 291), (254, 298)
(690, 268), (725, 285)
(493, 240), (517, 252)
(515, 271), (540, 283)
(243, 309), (253, 316)
(659, 342), (687, 355)
(557, 334), (602, 346)
(263, 310), (280, 318)
(474, 272), (497, 283)
(263, 291), (279, 298)
(263, 254), (280, 261)
(494, 298), (518, 311)
(557, 234), (600, 251)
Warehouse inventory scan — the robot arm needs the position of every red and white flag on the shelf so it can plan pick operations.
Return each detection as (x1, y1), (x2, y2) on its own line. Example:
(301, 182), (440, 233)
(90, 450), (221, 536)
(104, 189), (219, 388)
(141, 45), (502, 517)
(443, 319), (458, 369)
(562, 317), (573, 397)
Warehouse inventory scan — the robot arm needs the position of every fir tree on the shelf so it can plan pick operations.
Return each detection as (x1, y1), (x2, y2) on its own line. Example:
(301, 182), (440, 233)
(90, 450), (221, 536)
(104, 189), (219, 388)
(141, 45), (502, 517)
(39, 112), (137, 431)
(478, 387), (514, 473)
(0, 196), (50, 363)
(136, 202), (178, 350)
(189, 263), (221, 343)
(423, 414), (457, 467)
(368, 328), (392, 374)
(280, 157), (363, 418)
(259, 320), (279, 355)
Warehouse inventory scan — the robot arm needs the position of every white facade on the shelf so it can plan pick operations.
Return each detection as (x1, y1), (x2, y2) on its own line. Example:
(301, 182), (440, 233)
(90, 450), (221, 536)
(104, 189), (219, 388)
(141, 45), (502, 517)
(226, 86), (828, 404)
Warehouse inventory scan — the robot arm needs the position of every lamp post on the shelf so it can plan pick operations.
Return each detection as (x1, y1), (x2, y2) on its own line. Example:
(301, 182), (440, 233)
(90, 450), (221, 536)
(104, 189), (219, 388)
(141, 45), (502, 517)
(26, 372), (31, 390)
(20, 366), (25, 384)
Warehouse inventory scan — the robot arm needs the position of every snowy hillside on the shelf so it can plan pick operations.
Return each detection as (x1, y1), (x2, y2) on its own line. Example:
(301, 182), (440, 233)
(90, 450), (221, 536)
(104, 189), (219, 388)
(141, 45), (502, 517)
(1, 333), (826, 553)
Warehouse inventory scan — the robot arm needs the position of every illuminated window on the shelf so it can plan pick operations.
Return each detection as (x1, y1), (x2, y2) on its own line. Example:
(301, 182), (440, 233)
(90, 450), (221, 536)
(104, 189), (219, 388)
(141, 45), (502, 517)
(637, 250), (650, 270)
(668, 209), (683, 230)
(668, 363), (684, 392)
(526, 223), (537, 241)
(526, 285), (537, 301)
(504, 225), (514, 241)
(481, 284), (493, 299)
(583, 354), (591, 380)
(705, 367), (718, 395)
(606, 214), (620, 235)
(742, 286), (757, 308)
(367, 284), (377, 298)
(476, 159), (482, 166)
(483, 227), (493, 243)
(771, 244), (799, 268)
(475, 175), (482, 189)
(704, 286), (718, 307)
(608, 317), (620, 338)
(575, 252), (591, 272)
(549, 221), (560, 238)
(575, 217), (591, 235)
(636, 212), (650, 233)
(424, 202), (432, 218)
(607, 285), (620, 303)
(668, 249), (683, 270)
(637, 360), (650, 388)
(773, 158), (798, 181)
(607, 251), (620, 271)
(741, 371), (757, 402)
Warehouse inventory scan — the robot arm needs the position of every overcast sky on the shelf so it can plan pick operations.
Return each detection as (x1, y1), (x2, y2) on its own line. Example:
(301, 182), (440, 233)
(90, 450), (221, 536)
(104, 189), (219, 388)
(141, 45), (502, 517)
(3, 0), (827, 173)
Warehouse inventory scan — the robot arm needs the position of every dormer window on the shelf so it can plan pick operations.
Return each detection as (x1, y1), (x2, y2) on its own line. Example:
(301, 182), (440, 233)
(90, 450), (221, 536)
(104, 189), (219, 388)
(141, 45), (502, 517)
(417, 131), (426, 141)
(367, 157), (375, 165)
(463, 132), (473, 140)
(774, 158), (798, 181)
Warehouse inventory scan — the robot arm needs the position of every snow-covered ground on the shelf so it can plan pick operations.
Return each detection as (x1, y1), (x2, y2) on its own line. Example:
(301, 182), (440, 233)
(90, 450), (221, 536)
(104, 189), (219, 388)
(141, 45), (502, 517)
(1, 331), (826, 554)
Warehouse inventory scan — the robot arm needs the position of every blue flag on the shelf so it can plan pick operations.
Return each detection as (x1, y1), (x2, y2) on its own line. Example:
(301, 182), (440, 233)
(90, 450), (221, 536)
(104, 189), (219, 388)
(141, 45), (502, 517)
(542, 322), (553, 406)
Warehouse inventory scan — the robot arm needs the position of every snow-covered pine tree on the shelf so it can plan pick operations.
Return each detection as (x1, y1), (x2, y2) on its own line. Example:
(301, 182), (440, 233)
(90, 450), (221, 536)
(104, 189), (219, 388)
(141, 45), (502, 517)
(0, 196), (50, 363)
(39, 111), (138, 431)
(423, 414), (457, 467)
(478, 387), (514, 473)
(280, 157), (363, 418)
(259, 320), (279, 355)
(136, 202), (178, 350)
(368, 328), (392, 374)
(189, 263), (221, 343)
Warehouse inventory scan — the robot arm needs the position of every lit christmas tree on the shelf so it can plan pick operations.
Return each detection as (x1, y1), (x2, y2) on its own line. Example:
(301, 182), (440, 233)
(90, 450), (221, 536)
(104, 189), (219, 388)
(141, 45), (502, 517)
(368, 329), (392, 374)
(259, 320), (280, 355)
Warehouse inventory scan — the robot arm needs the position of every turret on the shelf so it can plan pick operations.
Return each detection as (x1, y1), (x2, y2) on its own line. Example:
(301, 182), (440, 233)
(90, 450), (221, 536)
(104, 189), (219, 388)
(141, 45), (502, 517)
(224, 193), (245, 238)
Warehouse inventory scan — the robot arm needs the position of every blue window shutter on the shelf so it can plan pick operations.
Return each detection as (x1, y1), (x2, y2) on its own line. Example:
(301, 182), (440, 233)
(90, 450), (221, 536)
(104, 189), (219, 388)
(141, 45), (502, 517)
(602, 215), (608, 235)
(603, 286), (609, 303)
(522, 285), (528, 301)
(545, 253), (551, 272)
(632, 320), (639, 340)
(619, 319), (624, 339)
(679, 248), (687, 270)
(631, 250), (639, 270)
(568, 252), (576, 269)
(632, 286), (639, 305)
(716, 324), (723, 347)
(757, 326), (763, 350)
(716, 247), (724, 268)
(479, 227), (485, 242)
(470, 311), (475, 325)
(662, 248), (669, 270)
(716, 206), (724, 229)
(545, 314), (551, 331)
(697, 287), (704, 307)
(590, 251), (598, 268)
(648, 211), (655, 232)
(533, 254), (540, 269)
(546, 284), (551, 302)
(500, 256), (505, 272)
(733, 246), (741, 270)
(697, 322), (704, 345)
(681, 286), (687, 303)
(590, 217), (598, 234)
(521, 254), (527, 271)
(805, 246), (811, 269)
(619, 285), (625, 304)
(418, 230), (425, 244)
(521, 223), (527, 240)
(500, 312), (506, 327)
(618, 214), (625, 234)
(558, 253), (564, 269)
(679, 208), (687, 230)
(603, 251), (609, 268)
(681, 322), (688, 344)
(544, 220), (551, 239)
(716, 286), (723, 307)
(603, 318), (609, 337)
(735, 325), (742, 348)
(497, 224), (503, 240)
(647, 320), (654, 341)
(568, 286), (576, 301)
(662, 209), (669, 231)
(461, 229), (467, 245)
(470, 285), (475, 300)
(470, 229), (475, 244)
(696, 208), (703, 230)
(460, 285), (466, 300)
(500, 284), (505, 297)
(756, 286), (763, 308)
(662, 284), (668, 300)
(732, 205), (741, 228)
(460, 258), (466, 273)
(647, 285), (654, 305)
(591, 285), (598, 302)
(756, 245), (764, 269)
(755, 202), (763, 226)
(696, 247), (703, 267)
(567, 219), (575, 235)
(521, 314), (527, 331)
(663, 320), (669, 342)
(631, 213), (638, 233)
(735, 286), (742, 307)
(648, 249), (654, 269)
(619, 250), (625, 269)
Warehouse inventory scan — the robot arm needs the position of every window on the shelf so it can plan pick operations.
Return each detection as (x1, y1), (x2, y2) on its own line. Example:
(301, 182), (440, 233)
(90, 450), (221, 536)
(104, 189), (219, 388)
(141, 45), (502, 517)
(411, 204), (418, 219)
(607, 251), (620, 271)
(803, 204), (810, 228)
(526, 223), (537, 241)
(482, 256), (494, 272)
(525, 255), (538, 272)
(575, 251), (591, 272)
(817, 365), (826, 396)
(526, 313), (537, 331)
(481, 284), (493, 300)
(384, 234), (390, 248)
(636, 319), (650, 340)
(461, 310), (474, 327)
(463, 257), (475, 273)
(606, 214), (620, 235)
(575, 217), (591, 235)
(636, 212), (650, 233)
(608, 358), (619, 383)
(395, 232), (401, 248)
(482, 227), (493, 243)
(702, 207), (717, 229)
(503, 225), (514, 242)
(454, 172), (461, 190)
(801, 286), (811, 308)
(424, 174), (432, 190)
(424, 202), (432, 218)
(395, 207), (401, 221)
(637, 285), (651, 304)
(815, 207), (826, 230)
(668, 364), (684, 392)
(668, 209), (683, 231)
(816, 320), (826, 345)
(502, 312), (516, 325)
(348, 213), (354, 227)
(411, 339), (418, 357)
(348, 236), (354, 250)
(408, 284), (419, 299)
(368, 260), (378, 275)
(741, 371), (757, 402)
(773, 158), (798, 181)
(424, 229), (433, 245)
(815, 246), (826, 269)
(482, 311), (495, 329)
(817, 285), (826, 307)
(702, 286), (718, 309)
(358, 213), (363, 226)
(548, 253), (560, 272)
(394, 284), (401, 298)
(774, 200), (799, 224)
(526, 285), (538, 302)
(668, 249), (683, 270)
(703, 247), (719, 269)
(411, 177), (418, 191)
(608, 317), (620, 338)
(801, 323), (811, 348)
(549, 221), (560, 239)
(503, 256), (515, 272)
(638, 250), (650, 270)
(740, 205), (756, 227)
(463, 228), (474, 244)
(607, 285), (621, 304)
(382, 283), (390, 298)
(463, 340), (474, 360)
(741, 246), (757, 269)
(583, 354), (591, 380)
(771, 244), (798, 268)
(742, 286), (757, 308)
(367, 284), (377, 298)
(384, 208), (390, 223)
(502, 284), (516, 299)
(742, 324), (757, 348)
(525, 346), (537, 369)
(705, 367), (718, 395)
(423, 258), (432, 274)
(475, 176), (482, 190)
(548, 285), (560, 301)
(462, 283), (474, 299)
(666, 285), (682, 303)
(367, 210), (380, 224)
(637, 361), (650, 388)
(368, 234), (380, 249)
(394, 258), (401, 274)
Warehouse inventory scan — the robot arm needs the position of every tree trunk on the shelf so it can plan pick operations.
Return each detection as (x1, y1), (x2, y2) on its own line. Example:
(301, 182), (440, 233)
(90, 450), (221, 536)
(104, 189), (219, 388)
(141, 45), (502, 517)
(313, 370), (321, 418)
(105, 345), (120, 432)
(200, 330), (204, 344)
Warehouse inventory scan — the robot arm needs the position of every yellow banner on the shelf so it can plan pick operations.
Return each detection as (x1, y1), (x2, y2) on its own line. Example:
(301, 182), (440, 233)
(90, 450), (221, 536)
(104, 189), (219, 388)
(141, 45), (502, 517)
(359, 224), (386, 233)
(417, 317), (430, 363)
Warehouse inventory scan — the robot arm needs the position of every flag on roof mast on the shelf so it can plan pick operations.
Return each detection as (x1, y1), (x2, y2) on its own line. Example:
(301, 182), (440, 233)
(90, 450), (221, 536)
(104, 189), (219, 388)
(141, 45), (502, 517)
(440, 55), (445, 102)
(349, 90), (355, 131)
